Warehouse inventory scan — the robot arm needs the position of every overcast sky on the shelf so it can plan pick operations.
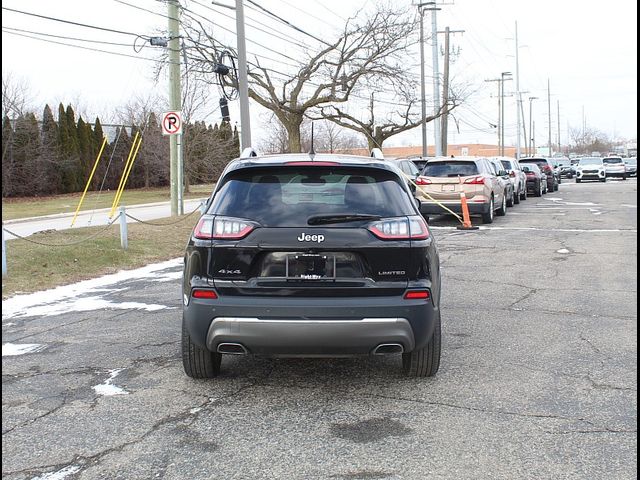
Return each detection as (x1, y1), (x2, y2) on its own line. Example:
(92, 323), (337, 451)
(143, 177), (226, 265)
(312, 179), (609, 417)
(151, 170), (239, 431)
(2, 0), (637, 150)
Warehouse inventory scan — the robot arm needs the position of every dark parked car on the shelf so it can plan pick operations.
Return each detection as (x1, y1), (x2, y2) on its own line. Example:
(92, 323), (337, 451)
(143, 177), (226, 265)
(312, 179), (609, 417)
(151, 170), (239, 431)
(182, 150), (442, 378)
(519, 157), (559, 191)
(554, 157), (575, 178)
(522, 164), (547, 196)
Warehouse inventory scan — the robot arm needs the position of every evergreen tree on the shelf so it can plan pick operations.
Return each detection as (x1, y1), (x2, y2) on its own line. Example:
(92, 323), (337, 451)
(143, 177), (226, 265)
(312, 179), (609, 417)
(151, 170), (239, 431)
(40, 104), (61, 195)
(2, 116), (14, 197)
(92, 117), (106, 191)
(11, 113), (41, 196)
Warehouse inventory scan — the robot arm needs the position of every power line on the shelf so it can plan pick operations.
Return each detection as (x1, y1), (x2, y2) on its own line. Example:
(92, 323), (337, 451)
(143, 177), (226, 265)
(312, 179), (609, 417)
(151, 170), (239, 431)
(273, 0), (341, 29)
(2, 26), (134, 47)
(244, 0), (332, 47)
(111, 0), (178, 21)
(1, 29), (175, 64)
(1, 6), (145, 38)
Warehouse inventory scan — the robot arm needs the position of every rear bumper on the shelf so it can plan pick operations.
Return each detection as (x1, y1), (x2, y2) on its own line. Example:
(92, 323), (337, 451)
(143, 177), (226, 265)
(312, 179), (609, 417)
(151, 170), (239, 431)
(420, 201), (489, 215)
(184, 295), (437, 356)
(605, 171), (626, 177)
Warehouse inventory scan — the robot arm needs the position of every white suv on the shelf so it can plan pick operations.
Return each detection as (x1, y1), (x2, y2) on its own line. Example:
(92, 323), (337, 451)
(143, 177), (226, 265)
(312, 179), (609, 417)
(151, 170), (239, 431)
(602, 156), (627, 180)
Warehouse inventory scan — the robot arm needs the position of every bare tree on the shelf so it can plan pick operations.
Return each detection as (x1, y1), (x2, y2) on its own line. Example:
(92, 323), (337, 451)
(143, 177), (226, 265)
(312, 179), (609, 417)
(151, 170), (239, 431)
(181, 4), (416, 153)
(2, 72), (35, 119)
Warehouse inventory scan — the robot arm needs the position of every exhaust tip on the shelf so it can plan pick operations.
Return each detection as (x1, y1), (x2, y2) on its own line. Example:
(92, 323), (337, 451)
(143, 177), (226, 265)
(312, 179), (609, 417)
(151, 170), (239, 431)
(217, 343), (248, 355)
(373, 343), (404, 355)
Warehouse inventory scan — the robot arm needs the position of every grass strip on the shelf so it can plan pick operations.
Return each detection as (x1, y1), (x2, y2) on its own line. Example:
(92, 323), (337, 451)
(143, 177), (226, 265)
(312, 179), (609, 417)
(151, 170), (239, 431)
(2, 184), (214, 221)
(2, 214), (199, 299)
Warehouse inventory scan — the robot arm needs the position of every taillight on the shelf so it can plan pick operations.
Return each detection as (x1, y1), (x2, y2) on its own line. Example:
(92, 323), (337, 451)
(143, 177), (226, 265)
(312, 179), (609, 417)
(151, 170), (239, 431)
(509, 171), (516, 177)
(192, 289), (218, 299)
(368, 216), (429, 240)
(404, 290), (430, 300)
(543, 165), (552, 172)
(464, 176), (485, 185)
(194, 216), (214, 239)
(415, 176), (431, 185)
(194, 216), (256, 240)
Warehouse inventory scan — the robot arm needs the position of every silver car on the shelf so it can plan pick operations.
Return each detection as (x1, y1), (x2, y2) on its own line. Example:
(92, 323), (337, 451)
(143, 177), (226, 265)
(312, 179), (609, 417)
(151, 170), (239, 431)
(496, 156), (527, 203)
(624, 157), (637, 177)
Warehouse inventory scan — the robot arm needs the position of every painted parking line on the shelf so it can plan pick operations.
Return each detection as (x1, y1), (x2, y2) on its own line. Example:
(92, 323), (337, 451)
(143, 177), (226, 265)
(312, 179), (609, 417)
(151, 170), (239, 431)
(430, 226), (637, 233)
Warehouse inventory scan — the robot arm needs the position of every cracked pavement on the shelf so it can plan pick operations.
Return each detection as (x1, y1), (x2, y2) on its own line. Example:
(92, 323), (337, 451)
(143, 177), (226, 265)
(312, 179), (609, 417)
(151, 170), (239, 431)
(2, 178), (637, 479)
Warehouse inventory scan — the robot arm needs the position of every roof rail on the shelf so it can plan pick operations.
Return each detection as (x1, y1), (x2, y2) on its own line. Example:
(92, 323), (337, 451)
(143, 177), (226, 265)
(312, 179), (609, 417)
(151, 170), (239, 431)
(240, 147), (258, 159)
(370, 148), (384, 159)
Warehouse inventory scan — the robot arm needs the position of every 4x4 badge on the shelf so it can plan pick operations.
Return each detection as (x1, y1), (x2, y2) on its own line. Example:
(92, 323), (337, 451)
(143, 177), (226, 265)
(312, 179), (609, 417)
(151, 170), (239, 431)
(297, 233), (325, 243)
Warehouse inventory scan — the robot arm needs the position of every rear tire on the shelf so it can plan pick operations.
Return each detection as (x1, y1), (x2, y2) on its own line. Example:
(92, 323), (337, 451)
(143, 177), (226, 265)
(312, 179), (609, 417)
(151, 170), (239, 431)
(403, 310), (441, 377)
(576, 178), (581, 183)
(182, 317), (221, 379)
(600, 177), (606, 182)
(520, 186), (527, 201)
(482, 196), (494, 224)
(496, 194), (507, 216)
(507, 189), (514, 207)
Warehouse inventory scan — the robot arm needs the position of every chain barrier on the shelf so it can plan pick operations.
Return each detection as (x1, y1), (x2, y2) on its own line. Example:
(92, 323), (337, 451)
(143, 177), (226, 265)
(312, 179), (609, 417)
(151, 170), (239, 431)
(3, 216), (119, 247)
(402, 172), (464, 223)
(124, 204), (201, 226)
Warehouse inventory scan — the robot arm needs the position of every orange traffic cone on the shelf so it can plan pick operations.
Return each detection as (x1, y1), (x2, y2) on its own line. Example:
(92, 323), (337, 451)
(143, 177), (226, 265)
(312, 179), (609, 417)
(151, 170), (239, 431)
(457, 191), (479, 230)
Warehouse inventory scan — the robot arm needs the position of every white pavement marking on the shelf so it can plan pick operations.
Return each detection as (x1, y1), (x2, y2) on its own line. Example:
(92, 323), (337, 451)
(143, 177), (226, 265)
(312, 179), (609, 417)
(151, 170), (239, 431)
(621, 204), (637, 208)
(431, 226), (637, 233)
(2, 343), (47, 356)
(2, 258), (181, 319)
(31, 466), (82, 480)
(556, 249), (570, 254)
(93, 369), (129, 396)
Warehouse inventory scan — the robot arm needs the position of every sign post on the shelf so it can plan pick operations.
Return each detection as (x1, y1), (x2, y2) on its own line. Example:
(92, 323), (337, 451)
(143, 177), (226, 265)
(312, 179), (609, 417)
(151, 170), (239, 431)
(162, 111), (183, 215)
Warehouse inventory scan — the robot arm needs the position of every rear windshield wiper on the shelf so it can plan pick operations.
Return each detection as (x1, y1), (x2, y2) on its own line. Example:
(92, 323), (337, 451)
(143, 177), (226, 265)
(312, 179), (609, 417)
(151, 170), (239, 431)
(307, 214), (381, 225)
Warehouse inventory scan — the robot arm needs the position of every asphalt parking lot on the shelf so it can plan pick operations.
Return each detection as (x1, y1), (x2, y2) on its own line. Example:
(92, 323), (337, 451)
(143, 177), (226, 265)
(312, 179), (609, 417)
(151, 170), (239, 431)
(2, 177), (637, 480)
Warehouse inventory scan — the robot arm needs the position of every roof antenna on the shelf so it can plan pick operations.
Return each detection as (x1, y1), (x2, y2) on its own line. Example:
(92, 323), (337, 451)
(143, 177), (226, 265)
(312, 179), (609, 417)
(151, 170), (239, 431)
(309, 122), (316, 158)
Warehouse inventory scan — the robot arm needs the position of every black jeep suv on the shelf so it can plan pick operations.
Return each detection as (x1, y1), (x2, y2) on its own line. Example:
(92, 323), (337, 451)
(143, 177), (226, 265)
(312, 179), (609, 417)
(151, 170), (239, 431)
(181, 150), (442, 378)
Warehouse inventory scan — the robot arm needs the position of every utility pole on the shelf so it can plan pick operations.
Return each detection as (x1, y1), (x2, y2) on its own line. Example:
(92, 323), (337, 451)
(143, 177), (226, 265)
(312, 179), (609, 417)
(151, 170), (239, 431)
(529, 96), (538, 156)
(168, 0), (181, 216)
(547, 78), (552, 156)
(501, 71), (512, 156)
(485, 78), (502, 152)
(519, 93), (527, 157)
(532, 120), (536, 153)
(431, 5), (441, 156)
(557, 99), (561, 154)
(514, 21), (522, 159)
(439, 27), (464, 156)
(418, 6), (428, 157)
(235, 0), (251, 150)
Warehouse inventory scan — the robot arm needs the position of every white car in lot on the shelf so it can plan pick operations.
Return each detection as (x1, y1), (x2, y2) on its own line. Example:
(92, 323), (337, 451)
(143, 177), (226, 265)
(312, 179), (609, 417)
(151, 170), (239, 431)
(602, 156), (627, 180)
(576, 157), (606, 183)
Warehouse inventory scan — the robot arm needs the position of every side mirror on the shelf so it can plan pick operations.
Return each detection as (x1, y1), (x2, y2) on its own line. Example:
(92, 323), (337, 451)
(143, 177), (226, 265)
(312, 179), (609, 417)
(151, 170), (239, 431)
(498, 170), (508, 177)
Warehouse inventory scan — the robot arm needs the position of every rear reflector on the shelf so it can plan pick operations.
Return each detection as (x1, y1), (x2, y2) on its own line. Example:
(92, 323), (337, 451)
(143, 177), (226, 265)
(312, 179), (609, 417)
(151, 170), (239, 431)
(192, 289), (218, 299)
(415, 176), (431, 185)
(404, 290), (430, 300)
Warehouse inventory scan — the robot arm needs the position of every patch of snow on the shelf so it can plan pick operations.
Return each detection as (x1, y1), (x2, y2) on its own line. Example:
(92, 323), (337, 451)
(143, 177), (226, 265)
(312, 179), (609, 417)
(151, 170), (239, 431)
(93, 369), (129, 396)
(2, 258), (181, 320)
(2, 343), (47, 356)
(621, 204), (637, 208)
(190, 407), (202, 414)
(3, 322), (16, 327)
(556, 248), (570, 254)
(31, 465), (81, 480)
(151, 271), (183, 282)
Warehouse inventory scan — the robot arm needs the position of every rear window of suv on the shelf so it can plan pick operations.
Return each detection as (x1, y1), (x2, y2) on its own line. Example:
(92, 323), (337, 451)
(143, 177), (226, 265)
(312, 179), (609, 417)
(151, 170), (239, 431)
(422, 161), (479, 177)
(520, 159), (549, 169)
(603, 157), (623, 164)
(209, 167), (415, 227)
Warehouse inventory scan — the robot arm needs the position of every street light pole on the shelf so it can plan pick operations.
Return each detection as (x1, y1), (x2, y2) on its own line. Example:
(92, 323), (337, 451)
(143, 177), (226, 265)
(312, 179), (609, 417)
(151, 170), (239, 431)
(529, 96), (538, 156)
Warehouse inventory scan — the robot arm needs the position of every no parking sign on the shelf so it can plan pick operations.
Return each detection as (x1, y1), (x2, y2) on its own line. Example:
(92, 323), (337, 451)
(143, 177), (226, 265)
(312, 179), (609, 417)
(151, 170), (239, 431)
(161, 111), (182, 135)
